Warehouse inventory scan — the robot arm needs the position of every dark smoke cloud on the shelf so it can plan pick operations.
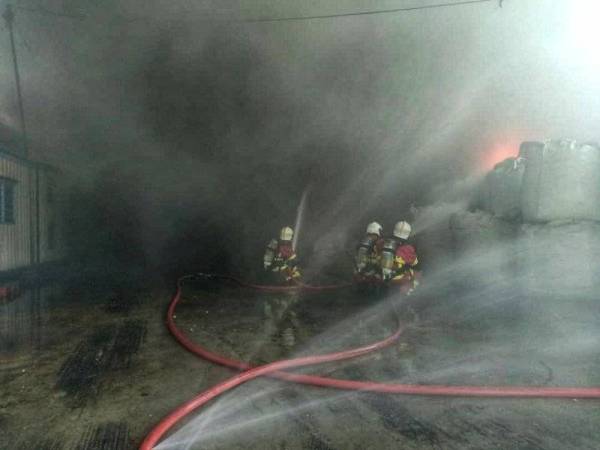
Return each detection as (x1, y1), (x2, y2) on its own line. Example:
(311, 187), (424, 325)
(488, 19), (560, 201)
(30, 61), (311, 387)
(1, 0), (598, 276)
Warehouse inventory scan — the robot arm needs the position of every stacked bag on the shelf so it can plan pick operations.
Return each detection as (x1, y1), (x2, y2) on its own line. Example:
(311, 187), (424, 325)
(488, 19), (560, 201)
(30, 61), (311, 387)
(477, 139), (600, 223)
(520, 140), (600, 222)
(475, 139), (600, 296)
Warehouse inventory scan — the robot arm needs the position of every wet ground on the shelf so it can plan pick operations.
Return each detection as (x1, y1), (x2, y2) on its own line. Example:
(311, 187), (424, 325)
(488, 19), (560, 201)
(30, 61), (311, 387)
(1, 273), (600, 449)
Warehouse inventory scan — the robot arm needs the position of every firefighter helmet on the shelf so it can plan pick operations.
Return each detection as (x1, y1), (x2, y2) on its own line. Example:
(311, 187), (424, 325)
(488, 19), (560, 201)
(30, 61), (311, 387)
(393, 221), (412, 240)
(366, 221), (383, 236)
(280, 226), (294, 241)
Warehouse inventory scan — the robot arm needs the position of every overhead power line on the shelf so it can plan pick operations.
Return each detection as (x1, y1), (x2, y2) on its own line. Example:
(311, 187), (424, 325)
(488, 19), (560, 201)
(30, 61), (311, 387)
(244, 0), (497, 23)
(15, 5), (86, 20)
(13, 0), (500, 24)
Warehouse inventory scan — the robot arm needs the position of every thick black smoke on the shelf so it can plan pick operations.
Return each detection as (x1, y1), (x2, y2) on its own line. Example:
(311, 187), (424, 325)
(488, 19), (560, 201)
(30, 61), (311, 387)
(1, 1), (598, 278)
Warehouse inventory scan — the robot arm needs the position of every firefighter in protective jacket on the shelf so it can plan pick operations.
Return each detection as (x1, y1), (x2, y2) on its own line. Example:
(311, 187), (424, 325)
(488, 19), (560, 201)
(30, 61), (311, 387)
(380, 221), (420, 294)
(263, 226), (301, 283)
(355, 222), (384, 283)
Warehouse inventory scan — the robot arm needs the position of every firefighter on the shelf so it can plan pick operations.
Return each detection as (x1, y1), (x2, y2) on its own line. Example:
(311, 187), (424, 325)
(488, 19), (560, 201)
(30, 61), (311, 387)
(263, 226), (301, 351)
(380, 221), (420, 295)
(263, 226), (301, 284)
(355, 221), (384, 284)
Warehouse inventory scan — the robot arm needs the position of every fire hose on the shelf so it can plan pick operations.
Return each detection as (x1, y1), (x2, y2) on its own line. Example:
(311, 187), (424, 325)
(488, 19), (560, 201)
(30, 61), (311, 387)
(140, 274), (600, 450)
(197, 273), (354, 292)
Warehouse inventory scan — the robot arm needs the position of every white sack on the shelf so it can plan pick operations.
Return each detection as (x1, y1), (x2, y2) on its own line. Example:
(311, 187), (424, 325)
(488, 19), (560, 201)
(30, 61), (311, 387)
(520, 140), (600, 222)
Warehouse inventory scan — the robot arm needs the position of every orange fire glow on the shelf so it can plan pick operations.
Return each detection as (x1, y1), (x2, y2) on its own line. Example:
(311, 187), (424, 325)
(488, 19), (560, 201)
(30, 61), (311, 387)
(480, 143), (519, 172)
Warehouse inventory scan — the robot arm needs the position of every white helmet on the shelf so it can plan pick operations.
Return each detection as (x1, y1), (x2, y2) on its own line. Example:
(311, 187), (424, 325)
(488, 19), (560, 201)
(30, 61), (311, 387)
(280, 226), (294, 241)
(393, 221), (411, 240)
(366, 221), (383, 236)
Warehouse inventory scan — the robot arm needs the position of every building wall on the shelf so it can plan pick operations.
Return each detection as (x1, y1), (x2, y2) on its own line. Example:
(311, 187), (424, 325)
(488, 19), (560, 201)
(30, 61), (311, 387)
(0, 150), (65, 273)
(0, 153), (33, 271)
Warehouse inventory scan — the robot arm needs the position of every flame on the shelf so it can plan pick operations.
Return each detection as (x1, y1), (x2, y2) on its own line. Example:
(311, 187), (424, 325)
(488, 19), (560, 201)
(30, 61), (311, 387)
(480, 143), (519, 172)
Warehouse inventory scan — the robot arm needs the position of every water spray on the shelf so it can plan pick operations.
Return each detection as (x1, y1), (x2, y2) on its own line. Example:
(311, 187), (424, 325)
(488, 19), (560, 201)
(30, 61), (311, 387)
(140, 275), (600, 450)
(292, 185), (310, 252)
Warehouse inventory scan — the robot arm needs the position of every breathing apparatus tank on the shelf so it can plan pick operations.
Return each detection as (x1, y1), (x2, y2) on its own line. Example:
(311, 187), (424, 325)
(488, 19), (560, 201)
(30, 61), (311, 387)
(380, 238), (398, 280)
(264, 239), (278, 269)
(356, 235), (375, 271)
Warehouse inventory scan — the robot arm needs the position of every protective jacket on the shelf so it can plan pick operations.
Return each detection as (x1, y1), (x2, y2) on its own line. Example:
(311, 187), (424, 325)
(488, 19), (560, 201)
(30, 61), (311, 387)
(381, 238), (420, 294)
(264, 239), (301, 282)
(355, 234), (384, 282)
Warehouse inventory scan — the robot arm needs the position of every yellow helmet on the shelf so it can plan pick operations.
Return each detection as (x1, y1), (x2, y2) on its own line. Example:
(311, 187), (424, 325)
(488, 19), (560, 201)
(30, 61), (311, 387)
(280, 226), (294, 241)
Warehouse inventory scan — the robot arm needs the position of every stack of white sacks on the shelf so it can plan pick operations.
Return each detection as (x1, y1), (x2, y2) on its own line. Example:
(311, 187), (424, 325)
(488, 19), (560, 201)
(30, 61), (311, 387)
(518, 140), (600, 295)
(416, 140), (600, 296)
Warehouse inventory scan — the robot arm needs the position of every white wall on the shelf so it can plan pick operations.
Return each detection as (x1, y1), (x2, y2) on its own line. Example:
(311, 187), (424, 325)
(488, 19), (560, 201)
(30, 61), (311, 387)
(0, 151), (65, 272)
(0, 153), (33, 271)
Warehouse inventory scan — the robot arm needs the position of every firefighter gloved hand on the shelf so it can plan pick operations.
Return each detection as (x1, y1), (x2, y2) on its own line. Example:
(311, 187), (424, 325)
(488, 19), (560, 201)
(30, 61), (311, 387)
(382, 268), (392, 281)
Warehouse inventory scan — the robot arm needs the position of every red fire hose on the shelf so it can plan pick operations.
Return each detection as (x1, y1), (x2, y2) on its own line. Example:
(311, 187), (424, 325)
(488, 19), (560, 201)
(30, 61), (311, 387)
(140, 275), (600, 450)
(197, 273), (354, 292)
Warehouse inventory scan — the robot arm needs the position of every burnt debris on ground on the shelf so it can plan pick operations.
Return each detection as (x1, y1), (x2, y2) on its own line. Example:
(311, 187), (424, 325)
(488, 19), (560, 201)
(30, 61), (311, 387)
(55, 321), (147, 406)
(74, 422), (131, 450)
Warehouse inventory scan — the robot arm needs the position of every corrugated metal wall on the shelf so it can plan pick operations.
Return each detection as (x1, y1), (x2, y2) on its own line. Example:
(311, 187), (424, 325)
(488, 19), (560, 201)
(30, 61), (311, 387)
(0, 154), (32, 271)
(0, 151), (65, 272)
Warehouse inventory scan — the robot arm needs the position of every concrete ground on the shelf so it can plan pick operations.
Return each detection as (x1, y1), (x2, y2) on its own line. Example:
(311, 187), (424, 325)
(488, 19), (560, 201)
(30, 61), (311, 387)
(1, 273), (600, 449)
